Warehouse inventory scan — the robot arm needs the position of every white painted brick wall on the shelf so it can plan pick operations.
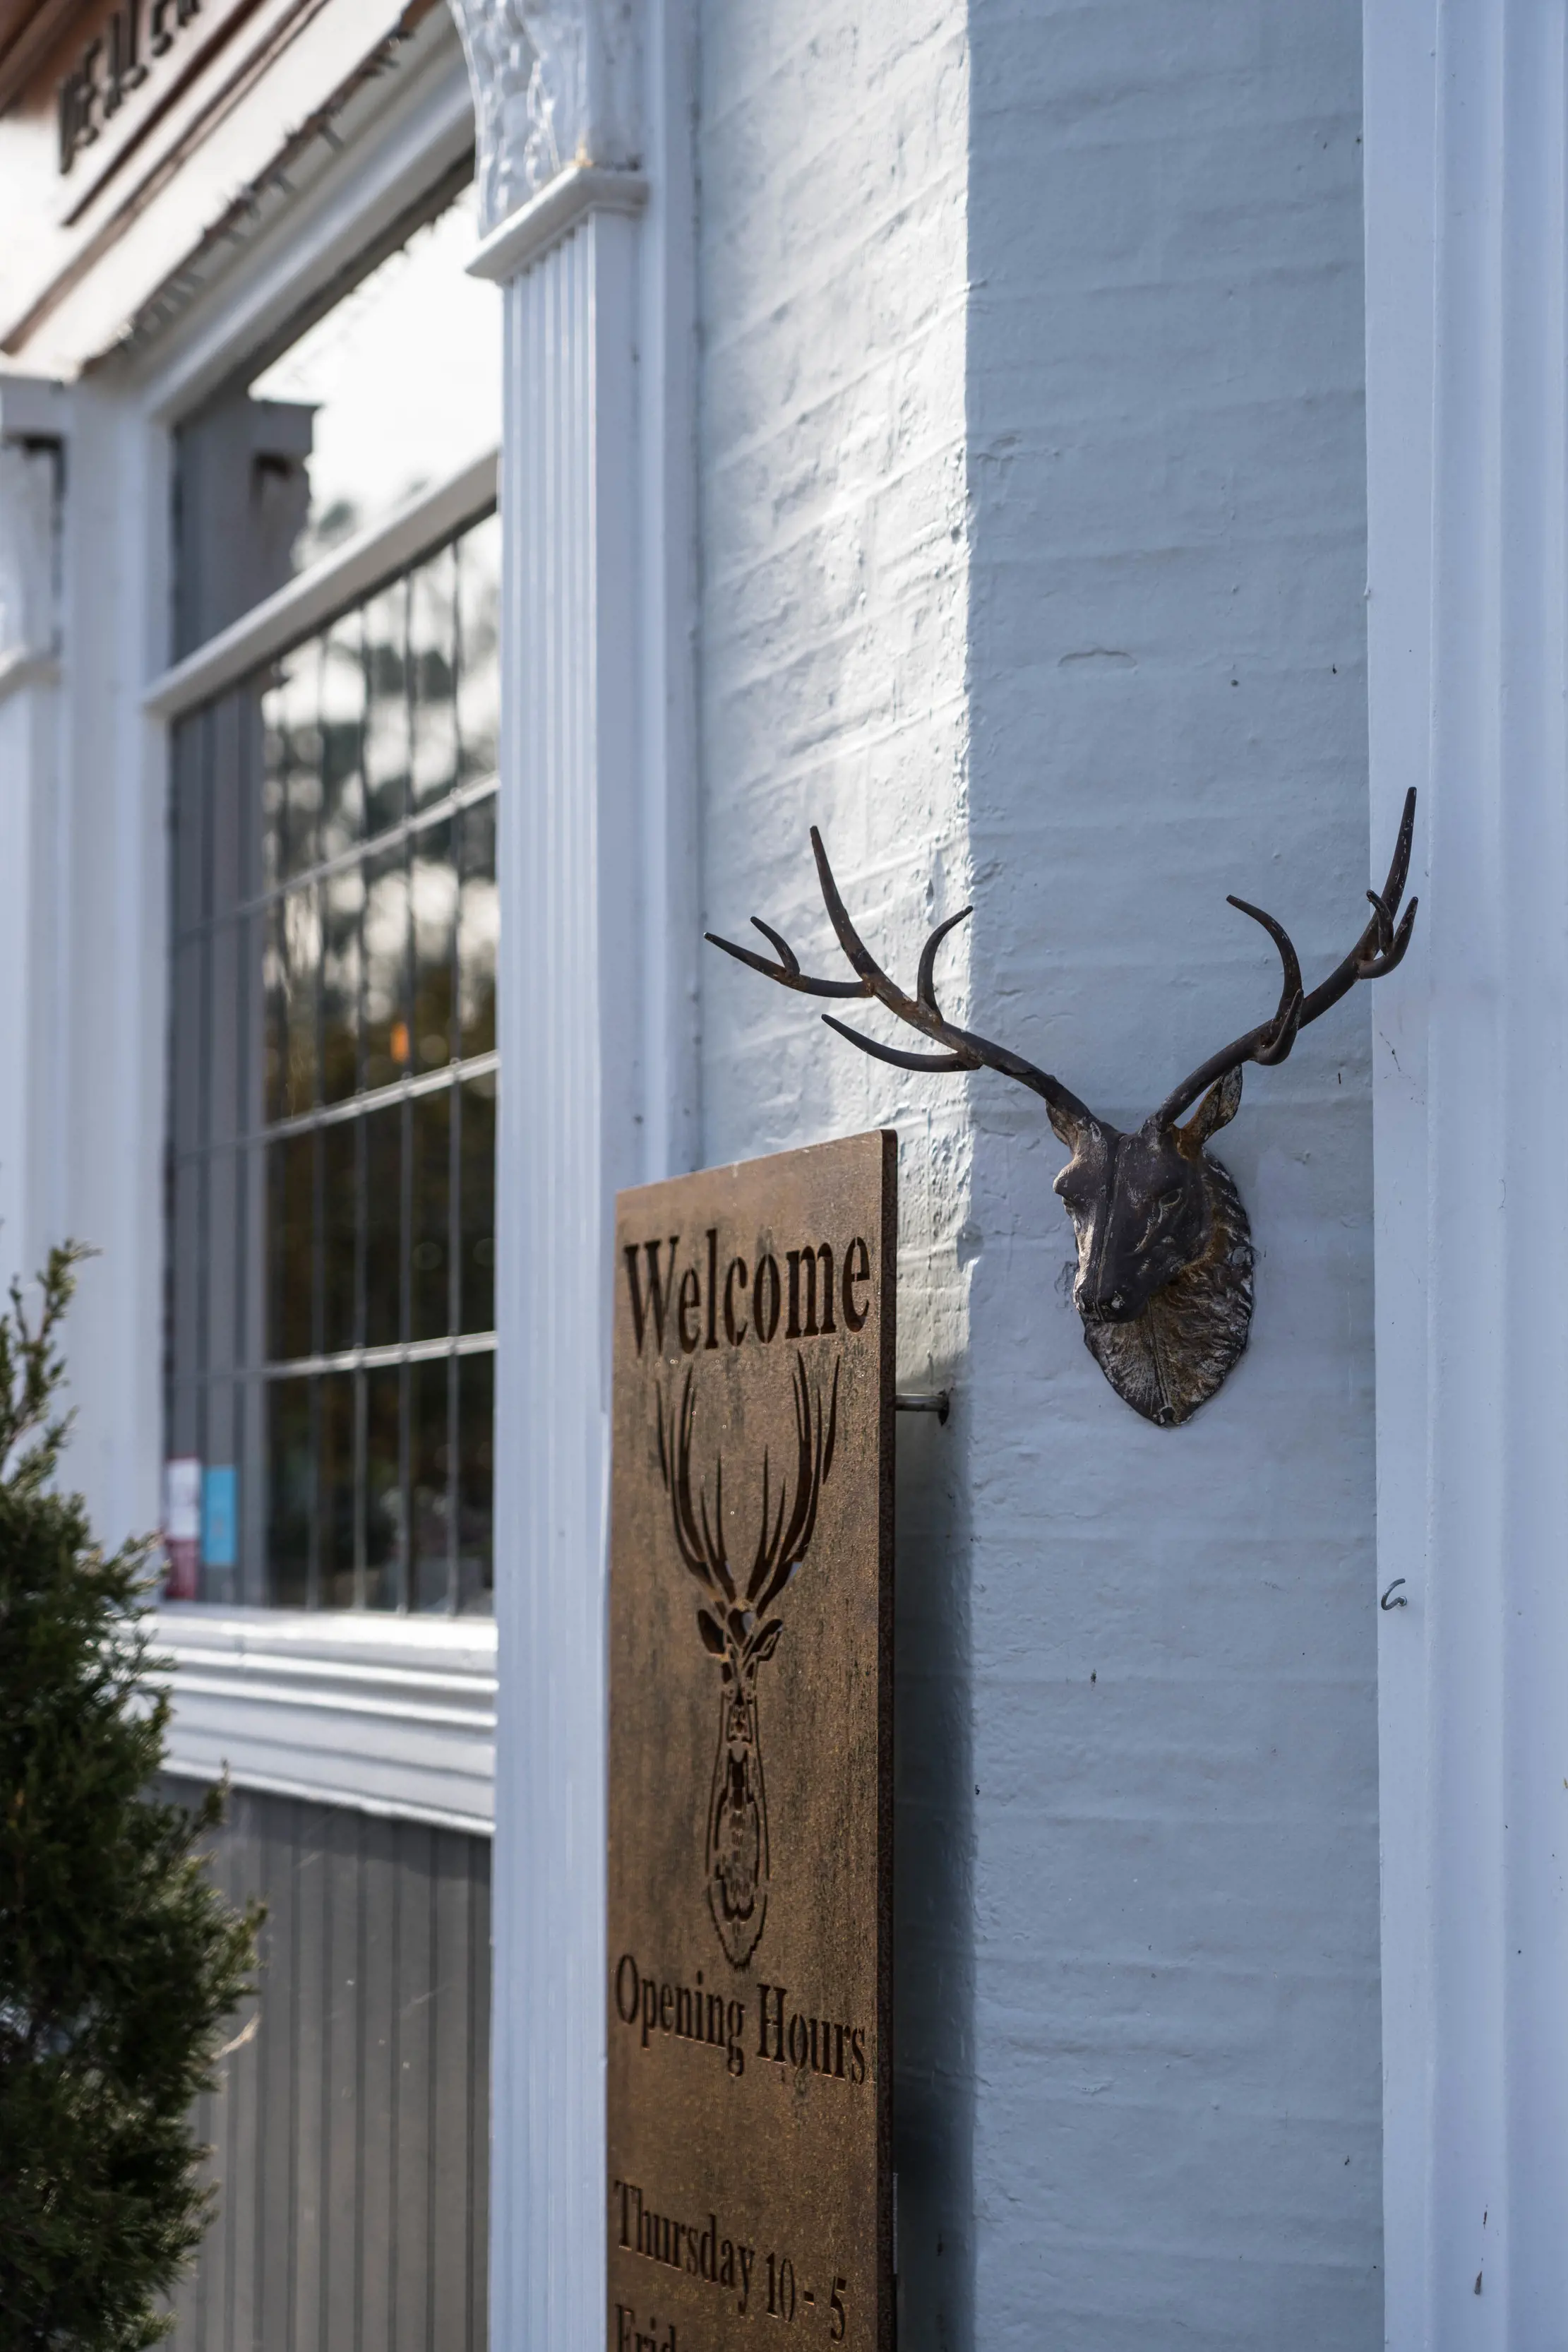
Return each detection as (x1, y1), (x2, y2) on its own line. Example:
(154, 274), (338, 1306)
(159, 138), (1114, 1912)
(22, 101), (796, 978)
(697, 1), (1377, 2344)
(963, 6), (1377, 2344)
(695, 18), (975, 2339)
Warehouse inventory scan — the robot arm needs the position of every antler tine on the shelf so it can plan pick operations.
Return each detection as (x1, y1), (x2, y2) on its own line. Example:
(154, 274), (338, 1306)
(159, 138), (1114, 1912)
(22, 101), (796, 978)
(808, 831), (1096, 1138)
(821, 1013), (975, 1074)
(751, 1354), (836, 1615)
(705, 828), (1096, 1141)
(1223, 898), (1304, 1067)
(663, 1371), (736, 1601)
(1151, 900), (1304, 1125)
(1155, 788), (1420, 1129)
(918, 907), (973, 1015)
(704, 916), (869, 1000)
(1296, 786), (1420, 1022)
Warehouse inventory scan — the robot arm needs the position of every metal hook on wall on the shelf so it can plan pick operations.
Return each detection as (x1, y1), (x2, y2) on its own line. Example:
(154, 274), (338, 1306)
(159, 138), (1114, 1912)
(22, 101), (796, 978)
(1380, 1578), (1408, 1611)
(894, 1392), (950, 1424)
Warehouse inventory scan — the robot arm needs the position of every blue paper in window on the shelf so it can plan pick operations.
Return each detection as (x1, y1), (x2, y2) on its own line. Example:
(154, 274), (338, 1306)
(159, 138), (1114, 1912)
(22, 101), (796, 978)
(202, 1466), (238, 1569)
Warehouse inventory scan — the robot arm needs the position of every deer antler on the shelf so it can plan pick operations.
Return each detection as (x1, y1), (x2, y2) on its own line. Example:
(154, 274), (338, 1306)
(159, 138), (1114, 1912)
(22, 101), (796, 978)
(657, 1355), (840, 1636)
(707, 830), (1094, 1146)
(746, 1354), (839, 1615)
(1153, 787), (1419, 1129)
(658, 1372), (737, 1604)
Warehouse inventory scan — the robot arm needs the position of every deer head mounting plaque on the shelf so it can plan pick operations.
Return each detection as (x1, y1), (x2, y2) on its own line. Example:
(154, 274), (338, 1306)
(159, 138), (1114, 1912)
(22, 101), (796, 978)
(609, 1133), (894, 2352)
(708, 792), (1418, 1428)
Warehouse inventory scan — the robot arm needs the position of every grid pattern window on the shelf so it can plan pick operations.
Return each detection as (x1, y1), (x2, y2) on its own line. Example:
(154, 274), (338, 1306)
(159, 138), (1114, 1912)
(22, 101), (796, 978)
(167, 509), (500, 1611)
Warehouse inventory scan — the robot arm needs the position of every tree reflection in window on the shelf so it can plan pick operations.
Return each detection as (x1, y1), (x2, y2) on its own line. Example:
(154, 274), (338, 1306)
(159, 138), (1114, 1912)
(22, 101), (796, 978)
(167, 508), (499, 1611)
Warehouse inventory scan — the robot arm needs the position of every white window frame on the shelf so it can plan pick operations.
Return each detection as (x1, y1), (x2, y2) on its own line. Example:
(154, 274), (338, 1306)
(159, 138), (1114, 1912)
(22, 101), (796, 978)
(6, 4), (699, 2333)
(6, 17), (501, 1825)
(154, 1601), (496, 1832)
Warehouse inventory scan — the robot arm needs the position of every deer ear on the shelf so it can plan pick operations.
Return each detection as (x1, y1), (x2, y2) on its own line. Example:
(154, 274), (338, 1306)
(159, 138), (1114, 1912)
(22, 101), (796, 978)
(1176, 1066), (1243, 1157)
(1046, 1100), (1085, 1150)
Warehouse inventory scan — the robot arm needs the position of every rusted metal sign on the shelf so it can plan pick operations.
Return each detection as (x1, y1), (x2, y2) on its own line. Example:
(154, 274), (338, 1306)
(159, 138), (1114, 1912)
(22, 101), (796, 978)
(608, 1131), (896, 2352)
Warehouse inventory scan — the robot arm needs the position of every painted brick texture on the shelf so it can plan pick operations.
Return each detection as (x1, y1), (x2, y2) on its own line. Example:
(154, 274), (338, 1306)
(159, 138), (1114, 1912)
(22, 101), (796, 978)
(695, 1), (1377, 2344)
(695, 11), (976, 2346)
(964, 5), (1378, 2346)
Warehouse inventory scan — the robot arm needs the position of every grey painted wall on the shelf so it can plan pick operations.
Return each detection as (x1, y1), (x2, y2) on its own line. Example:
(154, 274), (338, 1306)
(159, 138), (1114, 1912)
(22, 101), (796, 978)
(163, 1781), (489, 2352)
(697, 1), (1378, 2344)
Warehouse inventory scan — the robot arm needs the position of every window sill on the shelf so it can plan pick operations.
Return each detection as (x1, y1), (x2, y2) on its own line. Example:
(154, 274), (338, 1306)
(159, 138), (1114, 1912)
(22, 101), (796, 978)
(150, 1604), (496, 1834)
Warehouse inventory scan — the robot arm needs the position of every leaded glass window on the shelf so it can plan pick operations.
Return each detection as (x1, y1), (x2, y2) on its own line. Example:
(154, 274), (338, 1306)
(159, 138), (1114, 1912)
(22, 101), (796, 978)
(166, 508), (500, 1611)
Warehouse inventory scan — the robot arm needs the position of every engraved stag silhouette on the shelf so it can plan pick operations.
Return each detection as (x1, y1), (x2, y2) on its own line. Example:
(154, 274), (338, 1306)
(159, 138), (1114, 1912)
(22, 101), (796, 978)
(657, 1353), (839, 1967)
(707, 793), (1418, 1426)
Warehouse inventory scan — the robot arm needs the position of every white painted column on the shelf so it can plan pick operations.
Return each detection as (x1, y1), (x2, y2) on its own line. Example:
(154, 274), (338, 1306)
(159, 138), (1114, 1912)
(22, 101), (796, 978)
(1365, 2), (1568, 2341)
(0, 406), (63, 1285)
(453, 5), (695, 2342)
(485, 189), (642, 2352)
(0, 374), (167, 1547)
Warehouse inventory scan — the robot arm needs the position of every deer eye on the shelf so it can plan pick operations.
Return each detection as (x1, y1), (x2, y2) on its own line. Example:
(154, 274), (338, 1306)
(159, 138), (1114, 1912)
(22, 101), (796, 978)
(1159, 1188), (1184, 1212)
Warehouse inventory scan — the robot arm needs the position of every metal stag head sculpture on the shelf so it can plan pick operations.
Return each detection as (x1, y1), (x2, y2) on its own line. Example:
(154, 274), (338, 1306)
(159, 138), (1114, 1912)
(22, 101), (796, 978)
(707, 791), (1418, 1427)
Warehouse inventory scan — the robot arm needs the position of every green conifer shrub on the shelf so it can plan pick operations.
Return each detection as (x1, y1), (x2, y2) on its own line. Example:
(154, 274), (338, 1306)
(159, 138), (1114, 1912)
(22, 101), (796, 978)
(0, 1248), (258, 2350)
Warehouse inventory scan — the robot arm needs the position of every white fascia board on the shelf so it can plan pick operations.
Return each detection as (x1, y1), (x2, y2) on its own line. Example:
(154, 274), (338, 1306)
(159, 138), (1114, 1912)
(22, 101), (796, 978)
(151, 1604), (497, 1834)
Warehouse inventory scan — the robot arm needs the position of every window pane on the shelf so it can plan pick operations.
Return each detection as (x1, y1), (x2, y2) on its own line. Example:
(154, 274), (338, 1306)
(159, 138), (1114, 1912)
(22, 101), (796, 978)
(287, 672), (323, 883)
(412, 818), (456, 1072)
(273, 883), (320, 1116)
(246, 185), (500, 569)
(263, 647), (323, 883)
(411, 547), (459, 809)
(267, 1375), (313, 1607)
(457, 512), (500, 782)
(364, 1364), (403, 1610)
(457, 1351), (493, 1616)
(411, 1356), (451, 1613)
(207, 912), (245, 1150)
(460, 1073), (495, 1334)
(268, 1131), (315, 1362)
(363, 1103), (402, 1350)
(170, 940), (206, 1158)
(320, 857), (363, 1106)
(172, 1157), (203, 1395)
(168, 505), (496, 1616)
(319, 1370), (357, 1609)
(363, 585), (409, 835)
(363, 843), (409, 1092)
(319, 616), (367, 859)
(262, 905), (286, 1126)
(411, 1087), (451, 1344)
(323, 1120), (359, 1355)
(457, 794), (497, 1059)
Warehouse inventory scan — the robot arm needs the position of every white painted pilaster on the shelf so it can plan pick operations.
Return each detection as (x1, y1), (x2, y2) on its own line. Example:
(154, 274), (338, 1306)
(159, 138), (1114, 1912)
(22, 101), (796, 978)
(454, 2), (695, 2341)
(0, 372), (167, 1549)
(0, 404), (64, 1288)
(1366, 2), (1568, 2341)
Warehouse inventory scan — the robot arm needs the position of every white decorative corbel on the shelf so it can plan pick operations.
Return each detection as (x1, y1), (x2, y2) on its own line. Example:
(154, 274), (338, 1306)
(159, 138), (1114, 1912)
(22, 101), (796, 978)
(447, 0), (640, 235)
